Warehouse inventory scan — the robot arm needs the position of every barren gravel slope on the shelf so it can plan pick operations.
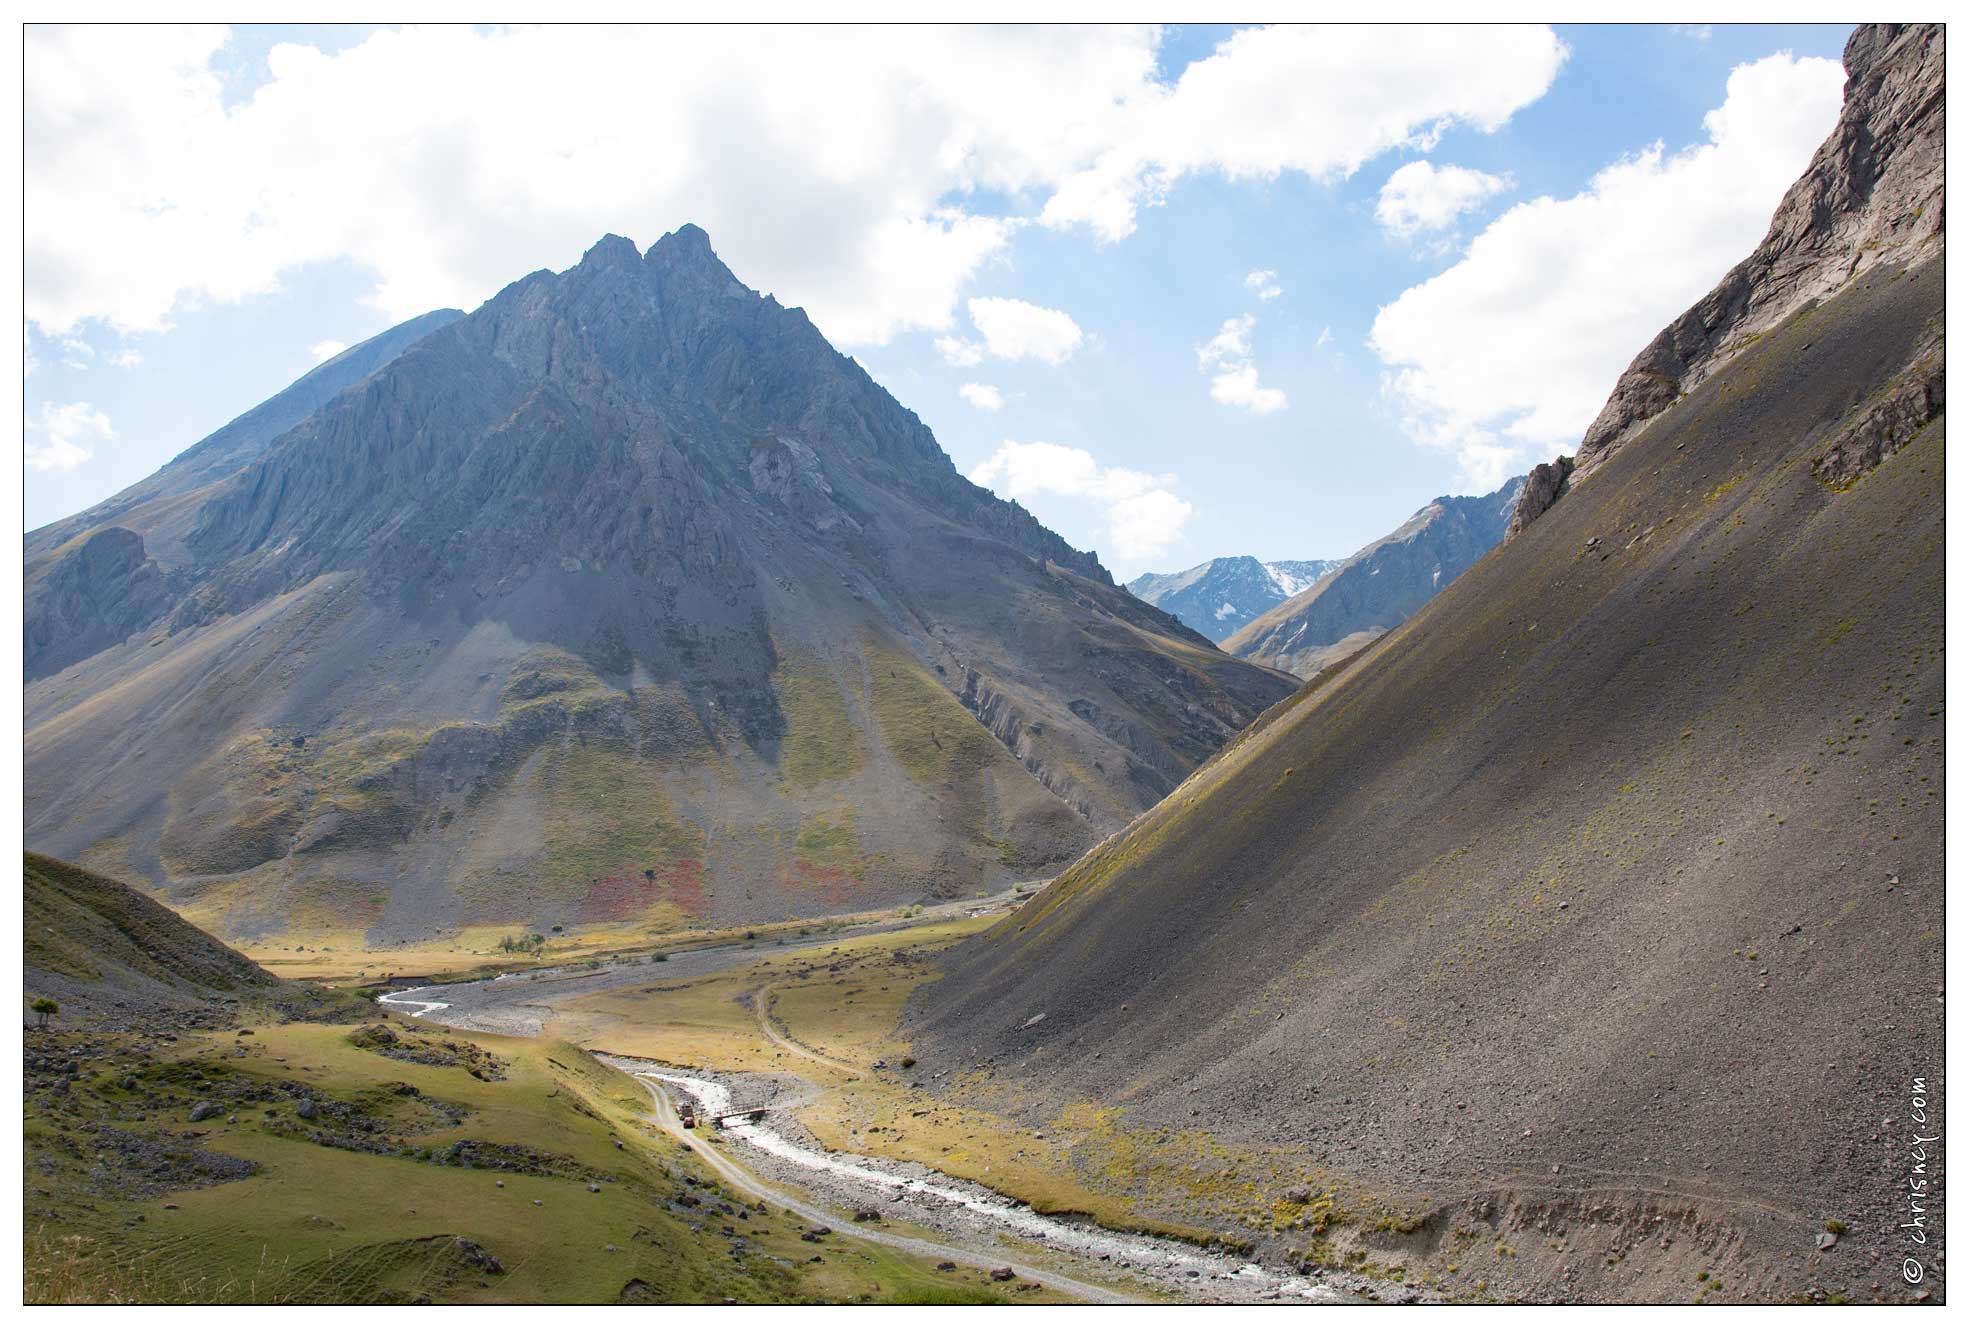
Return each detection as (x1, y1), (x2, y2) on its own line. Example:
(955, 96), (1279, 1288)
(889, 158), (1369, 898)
(910, 257), (1944, 1299)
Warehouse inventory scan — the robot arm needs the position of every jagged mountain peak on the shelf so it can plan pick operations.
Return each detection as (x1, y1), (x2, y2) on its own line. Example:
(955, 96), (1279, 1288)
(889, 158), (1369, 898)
(648, 220), (716, 260)
(27, 223), (1294, 944)
(578, 230), (643, 269)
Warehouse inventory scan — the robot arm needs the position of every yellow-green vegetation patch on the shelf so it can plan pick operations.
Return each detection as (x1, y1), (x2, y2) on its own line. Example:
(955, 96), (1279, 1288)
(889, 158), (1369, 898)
(773, 651), (865, 787)
(1051, 1100), (1420, 1250)
(76, 833), (139, 885)
(282, 876), (393, 938)
(861, 634), (1003, 787)
(499, 646), (617, 712)
(159, 725), (429, 877)
(519, 746), (708, 907)
(796, 810), (860, 857)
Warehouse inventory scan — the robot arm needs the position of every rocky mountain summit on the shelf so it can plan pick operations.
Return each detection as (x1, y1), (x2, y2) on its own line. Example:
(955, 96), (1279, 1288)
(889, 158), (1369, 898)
(25, 226), (1294, 943)
(1222, 477), (1522, 677)
(1127, 556), (1342, 641)
(1511, 21), (1942, 534)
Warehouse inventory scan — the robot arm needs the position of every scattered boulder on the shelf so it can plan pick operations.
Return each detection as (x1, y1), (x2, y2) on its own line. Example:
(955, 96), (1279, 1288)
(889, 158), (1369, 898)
(188, 1100), (222, 1123)
(990, 1267), (1016, 1282)
(450, 1236), (504, 1274)
(296, 1099), (318, 1121)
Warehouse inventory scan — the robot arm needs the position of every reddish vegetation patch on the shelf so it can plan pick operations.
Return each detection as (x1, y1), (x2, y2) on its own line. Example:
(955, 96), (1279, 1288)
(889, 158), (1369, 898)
(578, 859), (707, 921)
(785, 859), (857, 906)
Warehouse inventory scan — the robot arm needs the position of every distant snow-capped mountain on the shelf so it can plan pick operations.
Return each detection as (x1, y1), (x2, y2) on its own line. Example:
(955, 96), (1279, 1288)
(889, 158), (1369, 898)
(1127, 556), (1343, 641)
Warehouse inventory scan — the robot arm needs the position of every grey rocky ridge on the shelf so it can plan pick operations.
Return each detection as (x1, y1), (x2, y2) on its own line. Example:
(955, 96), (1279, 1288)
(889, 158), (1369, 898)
(910, 21), (1943, 1303)
(24, 225), (1295, 945)
(25, 309), (465, 680)
(1220, 475), (1523, 678)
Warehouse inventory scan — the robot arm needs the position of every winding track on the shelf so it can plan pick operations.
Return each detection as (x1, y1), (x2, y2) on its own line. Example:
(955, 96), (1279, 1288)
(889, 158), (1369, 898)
(750, 985), (862, 1075)
(382, 893), (1348, 1305)
(616, 1060), (1131, 1304)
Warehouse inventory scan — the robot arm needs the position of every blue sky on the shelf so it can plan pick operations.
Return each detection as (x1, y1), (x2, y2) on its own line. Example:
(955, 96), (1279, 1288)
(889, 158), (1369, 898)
(25, 23), (1852, 579)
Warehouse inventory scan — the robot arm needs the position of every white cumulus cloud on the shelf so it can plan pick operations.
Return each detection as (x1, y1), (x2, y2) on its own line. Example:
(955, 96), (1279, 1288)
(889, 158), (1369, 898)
(958, 382), (1005, 412)
(1195, 314), (1287, 415)
(1244, 269), (1282, 300)
(26, 400), (114, 472)
(940, 297), (1085, 367)
(1196, 314), (1255, 369)
(310, 340), (349, 363)
(1207, 364), (1289, 415)
(1040, 24), (1567, 242)
(1375, 160), (1513, 238)
(969, 439), (1192, 560)
(1369, 51), (1844, 490)
(27, 23), (1566, 352)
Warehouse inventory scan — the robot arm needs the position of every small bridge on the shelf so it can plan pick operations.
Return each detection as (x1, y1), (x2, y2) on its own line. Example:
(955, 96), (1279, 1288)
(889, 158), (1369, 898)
(710, 1105), (770, 1127)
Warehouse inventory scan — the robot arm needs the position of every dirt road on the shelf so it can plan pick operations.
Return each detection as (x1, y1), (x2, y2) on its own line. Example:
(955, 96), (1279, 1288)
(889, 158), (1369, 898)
(384, 891), (1360, 1305)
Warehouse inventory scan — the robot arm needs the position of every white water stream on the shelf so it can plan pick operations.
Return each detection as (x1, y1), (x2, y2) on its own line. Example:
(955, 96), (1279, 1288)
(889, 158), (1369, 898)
(610, 1057), (1341, 1303)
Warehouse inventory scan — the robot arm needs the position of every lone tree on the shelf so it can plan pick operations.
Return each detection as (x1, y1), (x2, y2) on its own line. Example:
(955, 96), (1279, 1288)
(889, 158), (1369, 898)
(30, 997), (58, 1028)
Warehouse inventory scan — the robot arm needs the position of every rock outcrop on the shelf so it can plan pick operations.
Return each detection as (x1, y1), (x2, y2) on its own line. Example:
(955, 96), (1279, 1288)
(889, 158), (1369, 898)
(1514, 22), (1942, 533)
(1504, 454), (1573, 537)
(1809, 325), (1944, 487)
(23, 526), (180, 680)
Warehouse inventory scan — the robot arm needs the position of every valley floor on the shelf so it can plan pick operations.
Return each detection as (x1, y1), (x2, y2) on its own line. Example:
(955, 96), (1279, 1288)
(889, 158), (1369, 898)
(379, 903), (1425, 1303)
(30, 885), (1902, 1305)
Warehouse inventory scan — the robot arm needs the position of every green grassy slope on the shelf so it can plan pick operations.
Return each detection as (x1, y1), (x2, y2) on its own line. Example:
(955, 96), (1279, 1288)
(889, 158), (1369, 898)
(21, 856), (1045, 1304)
(23, 1020), (1036, 1304)
(26, 853), (281, 1010)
